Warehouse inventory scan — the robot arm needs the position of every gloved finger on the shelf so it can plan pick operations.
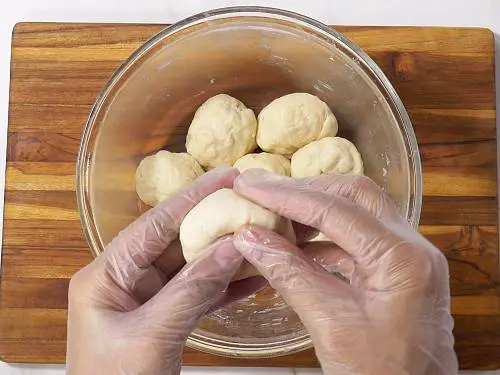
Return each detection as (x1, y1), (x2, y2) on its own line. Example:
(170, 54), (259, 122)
(134, 269), (267, 309)
(301, 174), (401, 220)
(207, 276), (268, 313)
(136, 239), (266, 306)
(98, 167), (238, 291)
(235, 170), (400, 221)
(134, 238), (266, 307)
(137, 237), (243, 339)
(233, 225), (353, 312)
(234, 169), (397, 270)
(301, 241), (355, 278)
(124, 240), (265, 306)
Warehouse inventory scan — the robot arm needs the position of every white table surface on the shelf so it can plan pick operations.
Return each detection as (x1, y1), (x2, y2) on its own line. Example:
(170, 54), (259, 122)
(0, 0), (499, 373)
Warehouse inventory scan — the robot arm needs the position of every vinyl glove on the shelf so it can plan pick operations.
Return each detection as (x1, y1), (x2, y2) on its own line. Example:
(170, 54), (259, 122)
(66, 167), (265, 375)
(232, 170), (458, 375)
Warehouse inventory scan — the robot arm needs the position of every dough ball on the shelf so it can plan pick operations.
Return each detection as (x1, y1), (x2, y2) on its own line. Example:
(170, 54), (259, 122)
(233, 152), (291, 176)
(180, 188), (296, 281)
(308, 232), (331, 242)
(291, 136), (364, 178)
(186, 94), (257, 169)
(257, 93), (338, 156)
(135, 150), (204, 206)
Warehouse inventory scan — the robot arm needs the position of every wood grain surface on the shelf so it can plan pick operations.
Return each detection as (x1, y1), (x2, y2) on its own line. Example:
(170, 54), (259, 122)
(0, 23), (497, 369)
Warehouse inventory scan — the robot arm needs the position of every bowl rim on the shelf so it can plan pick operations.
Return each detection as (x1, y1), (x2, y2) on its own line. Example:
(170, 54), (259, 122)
(77, 5), (423, 359)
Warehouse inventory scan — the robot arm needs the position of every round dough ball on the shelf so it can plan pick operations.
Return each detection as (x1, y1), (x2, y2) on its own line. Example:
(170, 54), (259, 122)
(135, 150), (204, 206)
(180, 188), (296, 280)
(233, 152), (291, 176)
(186, 94), (257, 169)
(291, 136), (364, 178)
(257, 93), (338, 156)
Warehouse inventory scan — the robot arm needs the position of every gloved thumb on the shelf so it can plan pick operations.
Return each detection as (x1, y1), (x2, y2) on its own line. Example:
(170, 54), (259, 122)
(233, 225), (352, 323)
(136, 238), (243, 342)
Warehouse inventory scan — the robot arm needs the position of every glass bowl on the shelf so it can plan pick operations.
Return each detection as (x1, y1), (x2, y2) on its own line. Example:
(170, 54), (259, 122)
(77, 6), (422, 358)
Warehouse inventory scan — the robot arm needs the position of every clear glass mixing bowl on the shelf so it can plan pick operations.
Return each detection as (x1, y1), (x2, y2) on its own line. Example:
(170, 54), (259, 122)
(77, 6), (422, 358)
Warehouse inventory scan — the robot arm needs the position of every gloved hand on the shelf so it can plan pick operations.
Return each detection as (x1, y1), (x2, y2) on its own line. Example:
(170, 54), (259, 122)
(66, 167), (265, 375)
(232, 170), (459, 375)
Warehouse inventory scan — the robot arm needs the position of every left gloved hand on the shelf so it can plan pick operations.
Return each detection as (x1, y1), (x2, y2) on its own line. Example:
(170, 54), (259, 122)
(66, 167), (264, 375)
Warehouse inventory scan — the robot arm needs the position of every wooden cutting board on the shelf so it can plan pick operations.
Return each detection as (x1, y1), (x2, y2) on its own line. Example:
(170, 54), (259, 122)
(0, 23), (497, 369)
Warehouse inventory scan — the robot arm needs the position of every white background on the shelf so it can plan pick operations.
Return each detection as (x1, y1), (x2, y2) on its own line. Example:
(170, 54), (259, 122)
(0, 0), (499, 374)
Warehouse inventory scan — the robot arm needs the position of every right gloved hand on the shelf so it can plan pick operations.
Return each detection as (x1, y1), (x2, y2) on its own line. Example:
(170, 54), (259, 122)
(232, 170), (458, 375)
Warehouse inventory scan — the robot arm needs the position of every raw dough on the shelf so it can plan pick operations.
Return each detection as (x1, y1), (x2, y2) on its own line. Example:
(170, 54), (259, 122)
(135, 150), (204, 206)
(257, 93), (338, 156)
(233, 152), (291, 176)
(291, 136), (364, 178)
(186, 94), (257, 169)
(180, 188), (296, 280)
(308, 232), (331, 242)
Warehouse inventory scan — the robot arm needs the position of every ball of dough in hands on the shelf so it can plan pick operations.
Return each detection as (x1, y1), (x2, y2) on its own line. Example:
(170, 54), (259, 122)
(135, 150), (204, 206)
(180, 188), (296, 281)
(257, 93), (338, 156)
(186, 94), (257, 169)
(291, 136), (364, 178)
(233, 152), (291, 176)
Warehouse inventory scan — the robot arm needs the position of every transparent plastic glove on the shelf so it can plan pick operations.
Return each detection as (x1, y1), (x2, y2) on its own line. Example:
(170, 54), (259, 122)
(66, 167), (265, 375)
(232, 170), (459, 375)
